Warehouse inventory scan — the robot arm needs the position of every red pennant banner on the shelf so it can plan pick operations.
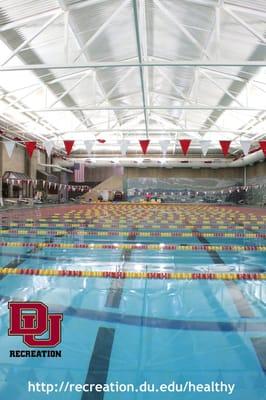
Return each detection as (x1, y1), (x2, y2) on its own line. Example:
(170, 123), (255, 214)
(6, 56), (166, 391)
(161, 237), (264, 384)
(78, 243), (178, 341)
(219, 140), (231, 157)
(179, 139), (191, 155)
(63, 140), (75, 155)
(139, 140), (150, 154)
(97, 139), (106, 144)
(259, 141), (266, 156)
(25, 141), (36, 158)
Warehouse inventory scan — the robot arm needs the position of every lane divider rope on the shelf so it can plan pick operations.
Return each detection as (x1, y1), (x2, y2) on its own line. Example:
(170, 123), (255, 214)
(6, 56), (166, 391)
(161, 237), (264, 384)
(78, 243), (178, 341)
(0, 268), (265, 280)
(3, 223), (265, 230)
(0, 242), (266, 251)
(0, 229), (265, 239)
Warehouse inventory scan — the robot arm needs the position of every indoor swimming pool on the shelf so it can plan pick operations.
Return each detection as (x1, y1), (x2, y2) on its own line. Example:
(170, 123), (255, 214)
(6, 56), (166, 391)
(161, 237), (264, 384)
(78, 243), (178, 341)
(0, 204), (265, 399)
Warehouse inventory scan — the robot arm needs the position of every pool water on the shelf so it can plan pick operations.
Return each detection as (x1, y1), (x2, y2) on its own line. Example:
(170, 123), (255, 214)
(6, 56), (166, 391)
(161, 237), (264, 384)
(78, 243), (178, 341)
(0, 204), (265, 400)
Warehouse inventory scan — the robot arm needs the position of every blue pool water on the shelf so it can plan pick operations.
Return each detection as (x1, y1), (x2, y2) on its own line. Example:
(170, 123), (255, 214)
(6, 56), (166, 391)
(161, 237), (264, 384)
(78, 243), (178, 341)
(0, 206), (265, 400)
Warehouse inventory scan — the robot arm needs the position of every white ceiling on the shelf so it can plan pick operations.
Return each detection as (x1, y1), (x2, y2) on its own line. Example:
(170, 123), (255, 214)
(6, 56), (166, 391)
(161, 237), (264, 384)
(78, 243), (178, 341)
(0, 0), (265, 166)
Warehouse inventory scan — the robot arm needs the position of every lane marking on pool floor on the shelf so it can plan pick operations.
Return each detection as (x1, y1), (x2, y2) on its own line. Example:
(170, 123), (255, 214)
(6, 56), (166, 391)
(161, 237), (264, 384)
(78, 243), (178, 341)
(81, 327), (115, 400)
(105, 229), (137, 309)
(251, 338), (266, 374)
(0, 293), (264, 333)
(193, 229), (255, 318)
(84, 230), (137, 399)
(49, 304), (266, 332)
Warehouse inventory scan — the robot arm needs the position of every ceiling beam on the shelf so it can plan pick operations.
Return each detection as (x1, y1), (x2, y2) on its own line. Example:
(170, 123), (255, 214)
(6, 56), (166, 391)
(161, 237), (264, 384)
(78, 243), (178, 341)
(48, 72), (89, 108)
(200, 69), (244, 107)
(13, 106), (266, 112)
(74, 67), (135, 130)
(1, 11), (63, 66)
(74, 0), (130, 63)
(154, 0), (211, 59)
(1, 61), (264, 71)
(47, 128), (263, 134)
(57, 0), (124, 130)
(57, 0), (116, 130)
(156, 67), (188, 102)
(0, 9), (60, 33)
(223, 6), (266, 44)
(132, 0), (149, 138)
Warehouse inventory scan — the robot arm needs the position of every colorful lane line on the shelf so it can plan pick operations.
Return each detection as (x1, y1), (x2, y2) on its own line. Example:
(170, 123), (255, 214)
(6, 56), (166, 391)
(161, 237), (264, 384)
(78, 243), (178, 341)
(0, 229), (265, 238)
(1, 224), (265, 231)
(2, 215), (264, 223)
(0, 241), (266, 251)
(10, 223), (258, 228)
(0, 268), (265, 280)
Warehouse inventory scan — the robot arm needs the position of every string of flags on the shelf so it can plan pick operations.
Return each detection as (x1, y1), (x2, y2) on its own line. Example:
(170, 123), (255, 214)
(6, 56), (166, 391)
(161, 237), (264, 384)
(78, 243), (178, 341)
(2, 177), (264, 196)
(131, 183), (265, 197)
(2, 178), (90, 193)
(2, 138), (266, 158)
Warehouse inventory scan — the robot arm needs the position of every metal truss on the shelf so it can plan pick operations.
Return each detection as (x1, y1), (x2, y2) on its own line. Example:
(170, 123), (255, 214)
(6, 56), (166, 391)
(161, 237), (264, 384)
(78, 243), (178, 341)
(0, 0), (265, 154)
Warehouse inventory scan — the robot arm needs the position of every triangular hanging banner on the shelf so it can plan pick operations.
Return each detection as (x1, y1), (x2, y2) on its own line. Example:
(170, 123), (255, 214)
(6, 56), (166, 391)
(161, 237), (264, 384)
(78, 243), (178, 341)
(120, 140), (130, 156)
(179, 139), (191, 155)
(84, 140), (95, 154)
(259, 141), (266, 156)
(200, 140), (211, 156)
(159, 140), (170, 155)
(25, 141), (36, 158)
(3, 140), (15, 158)
(219, 140), (231, 157)
(240, 140), (252, 156)
(43, 141), (54, 157)
(97, 139), (106, 144)
(139, 139), (150, 154)
(63, 140), (74, 156)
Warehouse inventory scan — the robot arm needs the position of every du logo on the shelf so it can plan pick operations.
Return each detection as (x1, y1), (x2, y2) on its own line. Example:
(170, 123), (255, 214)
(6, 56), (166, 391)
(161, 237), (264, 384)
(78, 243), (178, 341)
(8, 301), (63, 347)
